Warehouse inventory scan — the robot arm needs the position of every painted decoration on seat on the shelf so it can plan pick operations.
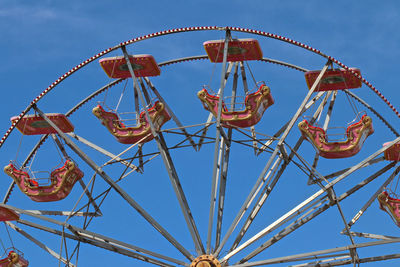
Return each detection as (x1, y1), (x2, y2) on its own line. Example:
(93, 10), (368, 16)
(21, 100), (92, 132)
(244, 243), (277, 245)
(11, 114), (74, 135)
(99, 55), (160, 78)
(197, 84), (274, 128)
(298, 114), (373, 159)
(383, 141), (400, 161)
(4, 160), (83, 202)
(304, 68), (362, 91)
(0, 251), (29, 267)
(92, 101), (171, 144)
(0, 206), (19, 222)
(203, 38), (263, 63)
(377, 191), (400, 227)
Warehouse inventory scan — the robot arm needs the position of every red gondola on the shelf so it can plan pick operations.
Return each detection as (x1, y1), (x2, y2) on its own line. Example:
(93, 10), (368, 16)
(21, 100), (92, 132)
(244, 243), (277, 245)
(198, 84), (273, 128)
(298, 114), (374, 159)
(93, 101), (171, 144)
(4, 160), (83, 202)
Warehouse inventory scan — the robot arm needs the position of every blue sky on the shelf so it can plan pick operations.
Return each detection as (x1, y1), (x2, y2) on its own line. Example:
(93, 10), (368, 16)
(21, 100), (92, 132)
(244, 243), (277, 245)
(1, 1), (400, 266)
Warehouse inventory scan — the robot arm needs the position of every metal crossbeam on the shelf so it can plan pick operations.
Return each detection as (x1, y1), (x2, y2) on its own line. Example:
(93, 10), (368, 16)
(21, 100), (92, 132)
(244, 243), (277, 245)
(23, 209), (99, 217)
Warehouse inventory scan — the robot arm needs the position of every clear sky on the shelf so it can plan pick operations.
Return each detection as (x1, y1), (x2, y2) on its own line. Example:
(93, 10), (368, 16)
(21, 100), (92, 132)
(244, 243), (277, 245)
(1, 1), (400, 266)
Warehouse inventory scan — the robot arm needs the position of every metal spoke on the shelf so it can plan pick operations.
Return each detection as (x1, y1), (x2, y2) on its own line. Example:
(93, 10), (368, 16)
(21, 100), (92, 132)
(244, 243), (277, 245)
(312, 253), (400, 267)
(215, 62), (239, 250)
(344, 231), (400, 240)
(229, 238), (400, 267)
(207, 29), (231, 254)
(289, 255), (351, 267)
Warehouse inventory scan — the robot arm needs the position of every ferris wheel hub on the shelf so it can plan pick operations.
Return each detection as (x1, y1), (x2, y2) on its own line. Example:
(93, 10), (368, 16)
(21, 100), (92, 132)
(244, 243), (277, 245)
(190, 255), (221, 267)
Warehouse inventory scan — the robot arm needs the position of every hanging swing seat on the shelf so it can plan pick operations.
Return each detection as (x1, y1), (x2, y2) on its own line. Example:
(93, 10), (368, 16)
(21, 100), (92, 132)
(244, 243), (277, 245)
(0, 250), (28, 267)
(298, 114), (373, 159)
(383, 141), (400, 161)
(305, 68), (362, 91)
(0, 207), (19, 222)
(203, 38), (263, 63)
(197, 84), (274, 128)
(92, 101), (171, 144)
(11, 114), (74, 135)
(99, 54), (161, 78)
(3, 160), (84, 202)
(377, 191), (400, 227)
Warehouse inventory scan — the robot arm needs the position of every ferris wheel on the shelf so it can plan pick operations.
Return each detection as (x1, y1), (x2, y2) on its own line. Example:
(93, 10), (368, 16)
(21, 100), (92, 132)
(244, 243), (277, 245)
(1, 26), (400, 266)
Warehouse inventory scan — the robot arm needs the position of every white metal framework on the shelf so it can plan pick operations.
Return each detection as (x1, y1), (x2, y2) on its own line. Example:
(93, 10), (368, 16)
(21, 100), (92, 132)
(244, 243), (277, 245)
(1, 26), (400, 266)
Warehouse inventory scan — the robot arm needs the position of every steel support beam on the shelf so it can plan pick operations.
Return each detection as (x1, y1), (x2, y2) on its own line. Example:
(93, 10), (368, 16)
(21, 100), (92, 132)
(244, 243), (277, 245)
(229, 238), (400, 267)
(207, 29), (231, 254)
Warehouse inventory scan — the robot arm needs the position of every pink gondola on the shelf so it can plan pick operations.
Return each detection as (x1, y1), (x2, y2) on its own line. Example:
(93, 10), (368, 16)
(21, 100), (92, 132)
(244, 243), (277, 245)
(4, 160), (83, 202)
(298, 114), (373, 159)
(99, 55), (160, 78)
(203, 38), (263, 63)
(377, 191), (400, 227)
(304, 68), (362, 91)
(92, 101), (171, 144)
(197, 84), (274, 128)
(0, 250), (28, 267)
(11, 114), (74, 135)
